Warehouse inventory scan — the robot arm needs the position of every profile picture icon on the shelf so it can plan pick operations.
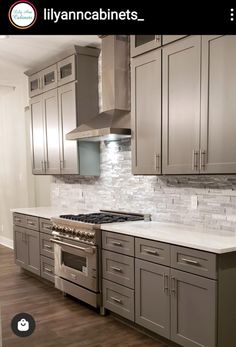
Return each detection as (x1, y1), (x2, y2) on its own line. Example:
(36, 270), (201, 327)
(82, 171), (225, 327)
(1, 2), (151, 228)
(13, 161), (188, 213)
(8, 1), (37, 29)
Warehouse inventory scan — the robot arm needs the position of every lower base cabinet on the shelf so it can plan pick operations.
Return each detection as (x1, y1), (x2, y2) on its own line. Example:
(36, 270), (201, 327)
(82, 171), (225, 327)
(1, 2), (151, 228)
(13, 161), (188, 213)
(13, 214), (54, 282)
(135, 259), (170, 338)
(135, 259), (216, 347)
(14, 225), (40, 276)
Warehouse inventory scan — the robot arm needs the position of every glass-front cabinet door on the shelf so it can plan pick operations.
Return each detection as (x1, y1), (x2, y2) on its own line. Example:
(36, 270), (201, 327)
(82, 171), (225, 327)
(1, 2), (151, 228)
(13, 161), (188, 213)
(130, 35), (161, 57)
(57, 55), (76, 86)
(29, 72), (42, 97)
(42, 64), (57, 92)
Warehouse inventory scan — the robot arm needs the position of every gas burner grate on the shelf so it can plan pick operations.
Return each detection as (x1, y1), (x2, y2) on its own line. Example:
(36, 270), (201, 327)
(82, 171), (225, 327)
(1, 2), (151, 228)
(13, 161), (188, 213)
(59, 213), (143, 224)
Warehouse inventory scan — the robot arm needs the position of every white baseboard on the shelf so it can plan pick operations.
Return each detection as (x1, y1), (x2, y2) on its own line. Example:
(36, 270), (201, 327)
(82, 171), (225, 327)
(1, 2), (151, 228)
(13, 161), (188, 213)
(0, 236), (14, 249)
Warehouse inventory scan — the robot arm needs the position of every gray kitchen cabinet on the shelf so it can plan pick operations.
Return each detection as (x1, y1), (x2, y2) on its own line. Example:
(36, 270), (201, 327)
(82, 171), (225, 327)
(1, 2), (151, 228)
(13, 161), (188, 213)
(42, 64), (58, 93)
(13, 214), (54, 281)
(29, 65), (57, 97)
(29, 71), (42, 98)
(130, 35), (161, 57)
(200, 35), (236, 173)
(13, 225), (40, 276)
(171, 269), (216, 347)
(29, 46), (100, 176)
(30, 95), (45, 174)
(131, 49), (162, 174)
(57, 55), (76, 86)
(162, 35), (201, 174)
(30, 89), (61, 174)
(135, 259), (170, 339)
(43, 89), (60, 174)
(25, 229), (40, 275)
(58, 82), (79, 174)
(14, 226), (27, 267)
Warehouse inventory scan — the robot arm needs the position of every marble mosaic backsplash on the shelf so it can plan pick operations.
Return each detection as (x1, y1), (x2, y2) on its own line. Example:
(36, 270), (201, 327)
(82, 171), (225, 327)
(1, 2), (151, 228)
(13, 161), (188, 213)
(51, 139), (236, 231)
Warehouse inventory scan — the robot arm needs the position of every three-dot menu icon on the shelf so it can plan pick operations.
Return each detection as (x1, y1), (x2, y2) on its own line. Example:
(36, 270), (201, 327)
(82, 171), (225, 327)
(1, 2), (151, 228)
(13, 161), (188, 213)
(231, 8), (234, 21)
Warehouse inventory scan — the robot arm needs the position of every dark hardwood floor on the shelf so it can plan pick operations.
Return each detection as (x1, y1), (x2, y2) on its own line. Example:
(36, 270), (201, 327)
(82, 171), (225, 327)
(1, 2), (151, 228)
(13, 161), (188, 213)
(0, 245), (170, 347)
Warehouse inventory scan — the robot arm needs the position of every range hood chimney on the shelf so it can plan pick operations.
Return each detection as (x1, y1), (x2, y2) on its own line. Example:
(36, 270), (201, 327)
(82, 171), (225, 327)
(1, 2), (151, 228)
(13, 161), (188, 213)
(66, 35), (131, 141)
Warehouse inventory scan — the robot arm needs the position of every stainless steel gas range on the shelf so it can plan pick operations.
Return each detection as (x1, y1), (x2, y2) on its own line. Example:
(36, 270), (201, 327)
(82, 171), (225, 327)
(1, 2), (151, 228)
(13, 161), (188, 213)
(50, 210), (147, 308)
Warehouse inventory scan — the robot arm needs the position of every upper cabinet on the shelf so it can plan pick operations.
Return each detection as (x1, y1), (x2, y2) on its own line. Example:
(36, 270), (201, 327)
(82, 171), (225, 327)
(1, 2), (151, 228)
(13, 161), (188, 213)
(130, 35), (187, 58)
(130, 35), (161, 57)
(162, 36), (201, 174)
(131, 35), (236, 175)
(131, 49), (162, 174)
(27, 46), (100, 176)
(200, 35), (236, 174)
(57, 55), (76, 86)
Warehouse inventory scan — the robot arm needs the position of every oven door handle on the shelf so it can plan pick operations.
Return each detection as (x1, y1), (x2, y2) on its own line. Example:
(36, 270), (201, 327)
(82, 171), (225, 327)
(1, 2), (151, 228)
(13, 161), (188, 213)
(50, 238), (96, 254)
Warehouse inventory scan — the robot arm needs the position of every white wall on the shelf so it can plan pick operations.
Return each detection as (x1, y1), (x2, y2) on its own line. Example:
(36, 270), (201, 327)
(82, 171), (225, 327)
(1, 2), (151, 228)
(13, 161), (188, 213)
(0, 62), (51, 246)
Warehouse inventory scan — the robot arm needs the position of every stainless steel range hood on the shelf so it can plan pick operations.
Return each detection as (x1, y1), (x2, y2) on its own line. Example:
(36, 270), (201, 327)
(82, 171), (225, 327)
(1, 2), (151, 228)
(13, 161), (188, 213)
(66, 35), (131, 142)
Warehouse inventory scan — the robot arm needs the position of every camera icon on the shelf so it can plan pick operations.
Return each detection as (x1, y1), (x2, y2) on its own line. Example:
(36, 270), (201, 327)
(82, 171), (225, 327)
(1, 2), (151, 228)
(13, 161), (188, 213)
(17, 318), (29, 332)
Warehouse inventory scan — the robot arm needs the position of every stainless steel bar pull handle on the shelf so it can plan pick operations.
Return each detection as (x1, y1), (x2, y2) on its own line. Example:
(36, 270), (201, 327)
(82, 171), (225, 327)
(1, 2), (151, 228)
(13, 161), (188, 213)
(192, 150), (198, 171)
(200, 149), (206, 170)
(45, 244), (52, 249)
(50, 238), (96, 254)
(155, 154), (160, 172)
(182, 258), (199, 265)
(111, 296), (122, 304)
(45, 267), (52, 273)
(171, 277), (176, 295)
(112, 241), (122, 247)
(27, 221), (34, 225)
(163, 274), (169, 292)
(143, 248), (159, 256)
(111, 266), (122, 272)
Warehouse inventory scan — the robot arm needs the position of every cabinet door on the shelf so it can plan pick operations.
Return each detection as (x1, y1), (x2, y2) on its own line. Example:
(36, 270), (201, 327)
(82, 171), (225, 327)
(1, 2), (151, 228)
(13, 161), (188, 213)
(43, 89), (60, 174)
(201, 35), (236, 173)
(29, 72), (42, 97)
(42, 64), (57, 92)
(14, 227), (27, 267)
(171, 269), (216, 347)
(25, 229), (40, 276)
(162, 36), (201, 174)
(130, 35), (161, 57)
(58, 82), (78, 174)
(57, 55), (76, 86)
(135, 259), (170, 338)
(30, 95), (45, 174)
(131, 49), (162, 174)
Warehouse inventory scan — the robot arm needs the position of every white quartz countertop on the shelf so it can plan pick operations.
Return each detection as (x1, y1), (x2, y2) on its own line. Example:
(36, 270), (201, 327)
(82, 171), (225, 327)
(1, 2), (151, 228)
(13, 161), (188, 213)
(11, 207), (236, 253)
(10, 206), (92, 219)
(101, 221), (236, 254)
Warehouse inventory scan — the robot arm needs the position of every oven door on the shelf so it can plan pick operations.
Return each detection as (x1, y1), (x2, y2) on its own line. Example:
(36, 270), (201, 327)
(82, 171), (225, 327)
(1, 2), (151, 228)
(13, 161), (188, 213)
(52, 237), (98, 292)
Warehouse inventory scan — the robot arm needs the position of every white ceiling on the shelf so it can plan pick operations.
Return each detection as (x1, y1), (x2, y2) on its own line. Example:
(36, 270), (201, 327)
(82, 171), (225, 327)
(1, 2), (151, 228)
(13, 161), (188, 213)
(0, 35), (101, 70)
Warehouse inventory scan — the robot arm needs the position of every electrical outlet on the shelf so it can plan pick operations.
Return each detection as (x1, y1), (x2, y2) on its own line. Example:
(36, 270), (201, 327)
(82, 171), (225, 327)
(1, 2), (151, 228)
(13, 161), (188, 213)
(191, 195), (198, 210)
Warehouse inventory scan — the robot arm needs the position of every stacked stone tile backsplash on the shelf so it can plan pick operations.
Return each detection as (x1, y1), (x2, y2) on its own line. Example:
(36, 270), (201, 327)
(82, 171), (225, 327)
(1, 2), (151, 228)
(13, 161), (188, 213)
(51, 139), (236, 231)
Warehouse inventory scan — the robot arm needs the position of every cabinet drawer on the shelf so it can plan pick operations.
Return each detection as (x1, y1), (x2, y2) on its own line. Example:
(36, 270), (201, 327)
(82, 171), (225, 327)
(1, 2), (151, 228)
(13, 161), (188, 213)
(171, 246), (217, 279)
(103, 279), (134, 321)
(102, 250), (134, 289)
(40, 218), (53, 234)
(41, 256), (54, 283)
(102, 231), (134, 256)
(25, 215), (39, 231)
(13, 213), (26, 227)
(40, 233), (54, 259)
(135, 238), (170, 266)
